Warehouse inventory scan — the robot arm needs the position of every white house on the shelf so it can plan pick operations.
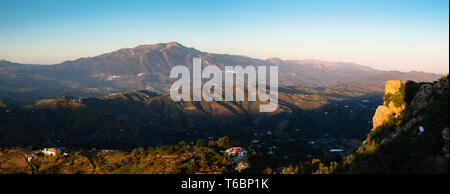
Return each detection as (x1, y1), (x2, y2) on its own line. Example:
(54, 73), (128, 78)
(42, 148), (60, 156)
(225, 147), (248, 158)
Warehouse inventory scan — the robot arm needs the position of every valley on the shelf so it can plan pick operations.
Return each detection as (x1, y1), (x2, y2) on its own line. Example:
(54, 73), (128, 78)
(0, 42), (446, 174)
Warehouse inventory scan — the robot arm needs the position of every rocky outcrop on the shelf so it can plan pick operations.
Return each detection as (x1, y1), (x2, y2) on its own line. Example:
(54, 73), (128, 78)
(405, 84), (434, 117)
(384, 80), (406, 95)
(373, 75), (449, 131)
(403, 73), (449, 120)
(372, 80), (406, 130)
(347, 74), (449, 173)
(375, 74), (449, 146)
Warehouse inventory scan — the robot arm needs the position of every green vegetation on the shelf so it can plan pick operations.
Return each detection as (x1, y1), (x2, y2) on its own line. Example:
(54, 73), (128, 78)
(280, 165), (299, 174)
(382, 82), (405, 108)
(32, 152), (94, 174)
(0, 137), (234, 174)
(277, 158), (339, 174)
(366, 115), (403, 143)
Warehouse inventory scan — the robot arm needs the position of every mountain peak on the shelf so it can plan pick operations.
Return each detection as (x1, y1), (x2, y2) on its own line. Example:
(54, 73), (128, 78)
(166, 41), (183, 47)
(133, 41), (185, 50)
(266, 57), (283, 64)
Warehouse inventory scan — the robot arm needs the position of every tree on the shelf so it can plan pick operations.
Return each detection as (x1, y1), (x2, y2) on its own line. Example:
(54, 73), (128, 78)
(179, 140), (187, 147)
(280, 165), (299, 174)
(196, 139), (205, 147)
(314, 161), (338, 174)
(183, 160), (198, 174)
(208, 140), (217, 148)
(131, 147), (145, 161)
(263, 166), (274, 174)
(216, 136), (231, 150)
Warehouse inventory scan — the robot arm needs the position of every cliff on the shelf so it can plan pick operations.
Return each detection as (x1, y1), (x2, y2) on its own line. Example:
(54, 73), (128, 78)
(341, 74), (449, 173)
(372, 80), (406, 129)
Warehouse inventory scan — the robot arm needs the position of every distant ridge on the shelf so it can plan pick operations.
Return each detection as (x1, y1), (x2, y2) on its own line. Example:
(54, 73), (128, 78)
(0, 42), (442, 97)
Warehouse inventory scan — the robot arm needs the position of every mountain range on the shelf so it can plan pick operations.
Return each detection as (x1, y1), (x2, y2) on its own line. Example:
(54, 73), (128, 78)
(0, 42), (442, 98)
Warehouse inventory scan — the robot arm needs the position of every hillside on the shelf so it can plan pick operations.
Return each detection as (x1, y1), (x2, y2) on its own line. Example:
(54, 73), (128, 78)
(0, 137), (233, 174)
(0, 83), (381, 149)
(0, 65), (113, 98)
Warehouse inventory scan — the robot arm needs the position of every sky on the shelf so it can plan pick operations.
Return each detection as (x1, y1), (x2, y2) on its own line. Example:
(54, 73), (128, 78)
(0, 0), (448, 74)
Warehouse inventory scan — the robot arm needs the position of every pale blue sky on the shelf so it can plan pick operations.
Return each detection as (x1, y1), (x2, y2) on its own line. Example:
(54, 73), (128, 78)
(0, 0), (448, 73)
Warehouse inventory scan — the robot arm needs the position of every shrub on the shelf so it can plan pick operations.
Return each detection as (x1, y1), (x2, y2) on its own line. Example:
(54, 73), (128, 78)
(383, 82), (405, 108)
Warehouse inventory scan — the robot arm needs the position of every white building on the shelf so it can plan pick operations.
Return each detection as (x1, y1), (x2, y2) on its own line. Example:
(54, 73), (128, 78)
(225, 147), (248, 158)
(42, 148), (61, 156)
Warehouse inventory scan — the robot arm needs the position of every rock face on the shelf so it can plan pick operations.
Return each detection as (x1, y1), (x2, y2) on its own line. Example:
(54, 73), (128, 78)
(407, 84), (434, 115)
(434, 73), (449, 95)
(374, 74), (449, 148)
(372, 106), (393, 129)
(404, 74), (449, 120)
(373, 75), (449, 131)
(372, 80), (406, 130)
(384, 80), (406, 95)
